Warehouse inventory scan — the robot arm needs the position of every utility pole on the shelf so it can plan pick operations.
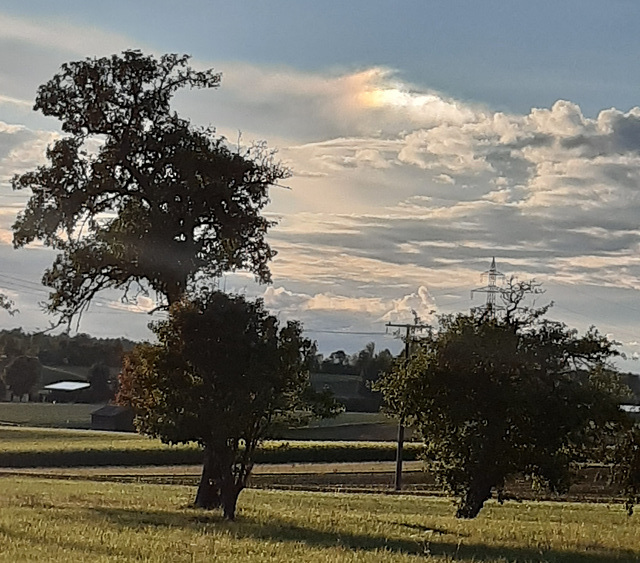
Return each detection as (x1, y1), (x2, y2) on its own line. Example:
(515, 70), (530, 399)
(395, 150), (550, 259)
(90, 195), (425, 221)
(471, 257), (504, 314)
(386, 318), (431, 491)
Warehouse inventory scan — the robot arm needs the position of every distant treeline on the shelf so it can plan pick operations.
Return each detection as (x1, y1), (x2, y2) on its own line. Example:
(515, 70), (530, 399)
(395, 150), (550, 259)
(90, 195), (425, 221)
(0, 328), (137, 367)
(621, 372), (640, 404)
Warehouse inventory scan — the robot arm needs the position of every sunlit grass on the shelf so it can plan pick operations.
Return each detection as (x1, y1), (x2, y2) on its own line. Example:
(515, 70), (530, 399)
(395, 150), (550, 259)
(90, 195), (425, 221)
(0, 476), (638, 562)
(0, 426), (421, 467)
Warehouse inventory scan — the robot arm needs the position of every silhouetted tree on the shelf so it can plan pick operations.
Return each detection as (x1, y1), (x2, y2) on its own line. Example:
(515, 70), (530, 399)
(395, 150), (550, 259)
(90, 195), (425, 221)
(12, 50), (288, 324)
(88, 362), (114, 402)
(3, 355), (42, 399)
(355, 342), (393, 400)
(377, 280), (628, 518)
(118, 291), (340, 520)
(613, 427), (640, 515)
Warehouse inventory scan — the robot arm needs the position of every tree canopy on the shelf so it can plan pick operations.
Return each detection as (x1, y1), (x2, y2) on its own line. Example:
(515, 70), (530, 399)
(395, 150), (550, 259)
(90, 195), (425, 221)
(377, 280), (629, 518)
(12, 50), (288, 323)
(88, 362), (115, 402)
(3, 355), (42, 398)
(117, 291), (340, 520)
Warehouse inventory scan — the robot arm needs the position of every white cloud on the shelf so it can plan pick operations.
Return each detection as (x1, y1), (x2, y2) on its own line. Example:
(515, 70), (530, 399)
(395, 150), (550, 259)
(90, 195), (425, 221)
(3, 24), (640, 361)
(0, 12), (137, 56)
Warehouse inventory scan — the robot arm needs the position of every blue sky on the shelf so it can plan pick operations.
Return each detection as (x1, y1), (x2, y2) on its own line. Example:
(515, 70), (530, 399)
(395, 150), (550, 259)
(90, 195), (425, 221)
(1, 2), (640, 366)
(4, 1), (640, 116)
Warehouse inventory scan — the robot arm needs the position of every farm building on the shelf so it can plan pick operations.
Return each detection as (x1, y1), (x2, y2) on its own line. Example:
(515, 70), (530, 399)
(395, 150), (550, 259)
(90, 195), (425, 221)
(41, 380), (90, 403)
(91, 404), (135, 432)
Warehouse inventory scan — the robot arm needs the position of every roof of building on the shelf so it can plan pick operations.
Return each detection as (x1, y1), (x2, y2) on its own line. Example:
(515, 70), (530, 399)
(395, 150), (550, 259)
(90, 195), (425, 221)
(43, 381), (90, 392)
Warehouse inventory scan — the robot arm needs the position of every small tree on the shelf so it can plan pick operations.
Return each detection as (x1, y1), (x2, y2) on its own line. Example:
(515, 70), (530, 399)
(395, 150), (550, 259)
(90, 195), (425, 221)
(12, 50), (287, 323)
(88, 362), (114, 402)
(355, 342), (393, 401)
(117, 291), (340, 520)
(612, 428), (640, 515)
(3, 355), (42, 399)
(377, 280), (628, 518)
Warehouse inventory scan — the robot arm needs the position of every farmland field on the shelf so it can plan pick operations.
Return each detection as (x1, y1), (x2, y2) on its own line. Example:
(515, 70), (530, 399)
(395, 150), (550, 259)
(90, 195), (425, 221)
(0, 426), (422, 468)
(0, 476), (638, 562)
(0, 403), (404, 439)
(0, 403), (99, 429)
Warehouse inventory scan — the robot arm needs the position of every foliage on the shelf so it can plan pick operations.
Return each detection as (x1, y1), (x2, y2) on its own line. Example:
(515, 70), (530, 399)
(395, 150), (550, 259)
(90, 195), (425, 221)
(619, 372), (640, 403)
(0, 330), (27, 358)
(3, 355), (42, 398)
(0, 294), (16, 317)
(0, 328), (132, 369)
(354, 342), (393, 408)
(117, 291), (341, 519)
(88, 362), (114, 402)
(12, 50), (288, 324)
(377, 279), (629, 518)
(315, 350), (359, 375)
(613, 427), (640, 516)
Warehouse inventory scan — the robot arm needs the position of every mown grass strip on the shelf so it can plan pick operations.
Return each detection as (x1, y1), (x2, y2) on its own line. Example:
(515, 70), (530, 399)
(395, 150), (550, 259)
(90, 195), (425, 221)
(0, 427), (422, 467)
(0, 476), (638, 562)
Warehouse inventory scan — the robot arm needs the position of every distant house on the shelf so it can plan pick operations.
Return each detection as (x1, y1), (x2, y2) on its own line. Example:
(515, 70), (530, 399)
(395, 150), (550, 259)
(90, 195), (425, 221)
(91, 404), (135, 432)
(42, 380), (90, 403)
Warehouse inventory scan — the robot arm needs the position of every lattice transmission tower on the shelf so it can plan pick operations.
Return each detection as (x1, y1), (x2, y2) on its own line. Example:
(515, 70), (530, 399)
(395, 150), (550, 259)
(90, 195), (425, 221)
(471, 257), (504, 315)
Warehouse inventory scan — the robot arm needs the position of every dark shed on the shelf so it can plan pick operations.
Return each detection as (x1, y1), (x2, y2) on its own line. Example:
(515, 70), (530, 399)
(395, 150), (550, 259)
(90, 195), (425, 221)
(91, 405), (135, 432)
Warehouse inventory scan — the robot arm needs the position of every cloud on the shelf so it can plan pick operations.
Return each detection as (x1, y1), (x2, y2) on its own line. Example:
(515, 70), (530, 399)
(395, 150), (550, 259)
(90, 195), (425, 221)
(0, 95), (32, 110)
(0, 11), (137, 56)
(262, 285), (437, 325)
(4, 27), (640, 361)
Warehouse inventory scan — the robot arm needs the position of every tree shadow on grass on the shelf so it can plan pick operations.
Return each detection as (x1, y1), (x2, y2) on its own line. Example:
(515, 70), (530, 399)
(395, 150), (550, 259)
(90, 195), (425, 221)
(89, 506), (639, 562)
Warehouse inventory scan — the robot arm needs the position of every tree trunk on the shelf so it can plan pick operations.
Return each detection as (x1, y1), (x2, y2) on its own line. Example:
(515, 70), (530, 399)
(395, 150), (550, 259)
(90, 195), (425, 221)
(456, 481), (493, 519)
(194, 447), (221, 509)
(221, 482), (240, 521)
(219, 460), (243, 521)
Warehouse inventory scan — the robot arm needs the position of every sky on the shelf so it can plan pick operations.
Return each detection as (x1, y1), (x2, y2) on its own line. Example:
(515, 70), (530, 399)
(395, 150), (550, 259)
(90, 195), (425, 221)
(1, 1), (640, 367)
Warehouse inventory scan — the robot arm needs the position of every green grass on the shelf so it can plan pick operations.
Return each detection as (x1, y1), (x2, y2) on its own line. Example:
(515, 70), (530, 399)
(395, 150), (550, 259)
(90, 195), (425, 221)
(308, 412), (388, 427)
(0, 476), (638, 562)
(0, 403), (403, 440)
(0, 427), (422, 467)
(0, 403), (99, 428)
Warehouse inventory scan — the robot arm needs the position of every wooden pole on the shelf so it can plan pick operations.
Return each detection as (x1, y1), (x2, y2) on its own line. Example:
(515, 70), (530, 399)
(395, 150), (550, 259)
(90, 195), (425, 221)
(394, 325), (411, 491)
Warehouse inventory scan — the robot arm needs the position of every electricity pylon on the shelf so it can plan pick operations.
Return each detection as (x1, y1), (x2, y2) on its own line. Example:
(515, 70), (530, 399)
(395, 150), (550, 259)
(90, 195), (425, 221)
(471, 257), (504, 315)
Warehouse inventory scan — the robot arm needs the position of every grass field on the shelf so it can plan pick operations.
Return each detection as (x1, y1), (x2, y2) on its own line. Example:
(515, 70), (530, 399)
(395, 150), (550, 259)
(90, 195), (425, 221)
(0, 476), (638, 562)
(0, 403), (403, 439)
(0, 403), (99, 428)
(0, 426), (422, 467)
